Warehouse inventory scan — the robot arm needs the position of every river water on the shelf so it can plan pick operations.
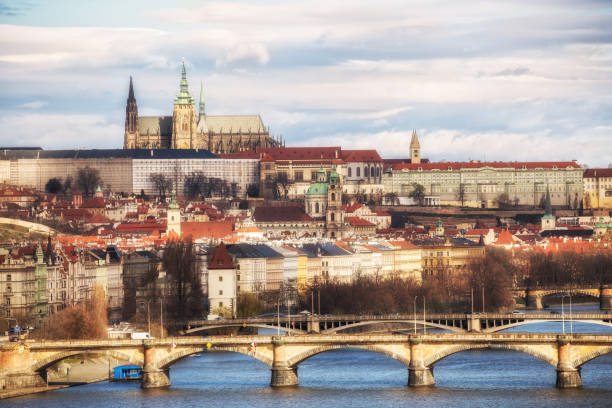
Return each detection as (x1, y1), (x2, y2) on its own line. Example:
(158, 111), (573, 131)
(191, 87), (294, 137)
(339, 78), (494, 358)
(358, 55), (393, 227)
(4, 305), (612, 408)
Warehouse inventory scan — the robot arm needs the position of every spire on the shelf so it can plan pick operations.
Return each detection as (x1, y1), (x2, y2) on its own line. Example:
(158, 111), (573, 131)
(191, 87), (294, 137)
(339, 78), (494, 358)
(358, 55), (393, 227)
(410, 130), (420, 148)
(174, 58), (194, 105)
(128, 76), (135, 102)
(199, 80), (206, 119)
(544, 185), (552, 215)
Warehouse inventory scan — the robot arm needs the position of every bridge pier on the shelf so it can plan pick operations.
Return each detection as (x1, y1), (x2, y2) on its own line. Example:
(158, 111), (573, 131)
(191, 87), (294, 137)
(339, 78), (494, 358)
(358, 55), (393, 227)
(141, 343), (170, 389)
(270, 366), (299, 387)
(307, 317), (320, 333)
(468, 316), (481, 332)
(526, 289), (543, 309)
(600, 285), (612, 310)
(142, 367), (171, 389)
(556, 336), (581, 388)
(408, 337), (434, 387)
(270, 338), (299, 387)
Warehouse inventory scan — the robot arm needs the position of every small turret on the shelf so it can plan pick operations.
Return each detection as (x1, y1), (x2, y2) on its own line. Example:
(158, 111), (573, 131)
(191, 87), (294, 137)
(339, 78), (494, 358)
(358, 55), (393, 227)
(199, 80), (206, 119)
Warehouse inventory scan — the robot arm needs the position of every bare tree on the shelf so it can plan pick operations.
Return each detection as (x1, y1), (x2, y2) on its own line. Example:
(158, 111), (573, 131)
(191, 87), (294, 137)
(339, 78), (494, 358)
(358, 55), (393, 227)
(76, 166), (101, 196)
(149, 173), (173, 199)
(409, 183), (425, 205)
(457, 183), (466, 206)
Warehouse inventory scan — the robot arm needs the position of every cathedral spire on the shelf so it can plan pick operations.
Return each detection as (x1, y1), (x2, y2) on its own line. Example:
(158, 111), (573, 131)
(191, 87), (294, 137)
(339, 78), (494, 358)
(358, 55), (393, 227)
(174, 58), (194, 105)
(199, 80), (206, 119)
(128, 76), (135, 101)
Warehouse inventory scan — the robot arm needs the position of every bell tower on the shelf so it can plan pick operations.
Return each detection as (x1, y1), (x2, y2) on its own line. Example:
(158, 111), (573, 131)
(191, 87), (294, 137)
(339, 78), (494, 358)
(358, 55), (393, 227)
(410, 130), (421, 164)
(172, 59), (197, 149)
(124, 76), (139, 149)
(326, 167), (344, 239)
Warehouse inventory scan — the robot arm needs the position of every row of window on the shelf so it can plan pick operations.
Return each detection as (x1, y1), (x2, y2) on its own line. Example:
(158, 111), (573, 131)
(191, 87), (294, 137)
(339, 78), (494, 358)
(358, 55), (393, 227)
(348, 166), (380, 178)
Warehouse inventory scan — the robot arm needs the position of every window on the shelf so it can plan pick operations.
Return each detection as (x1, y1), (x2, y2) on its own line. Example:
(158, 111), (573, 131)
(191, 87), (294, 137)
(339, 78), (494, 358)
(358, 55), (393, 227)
(219, 276), (223, 282)
(331, 193), (336, 201)
(315, 202), (319, 213)
(6, 286), (10, 293)
(371, 167), (375, 177)
(331, 212), (335, 222)
(348, 167), (352, 177)
(219, 301), (223, 307)
(365, 166), (369, 177)
(6, 275), (10, 282)
(357, 167), (361, 177)
(5, 297), (10, 305)
(219, 290), (223, 295)
(295, 171), (303, 182)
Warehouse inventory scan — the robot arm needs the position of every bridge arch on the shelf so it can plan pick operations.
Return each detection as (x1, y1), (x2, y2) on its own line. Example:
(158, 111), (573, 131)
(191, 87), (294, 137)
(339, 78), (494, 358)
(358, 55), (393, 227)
(487, 319), (612, 333)
(286, 344), (411, 367)
(157, 346), (273, 369)
(422, 343), (558, 368)
(321, 320), (463, 334)
(31, 350), (142, 372)
(184, 324), (306, 336)
(572, 346), (612, 368)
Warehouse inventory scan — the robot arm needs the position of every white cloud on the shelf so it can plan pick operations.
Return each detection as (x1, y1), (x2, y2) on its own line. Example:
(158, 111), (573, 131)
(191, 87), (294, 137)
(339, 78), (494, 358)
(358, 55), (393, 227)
(17, 100), (47, 109)
(0, 112), (123, 149)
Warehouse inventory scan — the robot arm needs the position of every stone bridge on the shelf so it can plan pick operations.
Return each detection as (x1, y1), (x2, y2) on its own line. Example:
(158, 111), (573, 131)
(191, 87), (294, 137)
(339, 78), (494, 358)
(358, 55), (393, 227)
(183, 312), (612, 335)
(513, 285), (612, 310)
(2, 333), (612, 393)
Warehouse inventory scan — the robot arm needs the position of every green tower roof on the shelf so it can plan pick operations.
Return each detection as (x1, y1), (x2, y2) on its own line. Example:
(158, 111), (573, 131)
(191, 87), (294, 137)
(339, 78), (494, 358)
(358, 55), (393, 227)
(306, 183), (328, 196)
(174, 59), (195, 105)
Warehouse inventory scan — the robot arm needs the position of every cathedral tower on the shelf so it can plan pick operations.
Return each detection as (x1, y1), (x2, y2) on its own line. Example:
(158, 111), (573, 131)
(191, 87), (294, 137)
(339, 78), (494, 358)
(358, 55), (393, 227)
(410, 130), (421, 164)
(172, 60), (198, 149)
(124, 76), (139, 149)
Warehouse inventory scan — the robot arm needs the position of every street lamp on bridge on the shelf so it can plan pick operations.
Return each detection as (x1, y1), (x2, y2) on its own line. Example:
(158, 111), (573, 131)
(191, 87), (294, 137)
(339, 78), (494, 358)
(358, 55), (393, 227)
(561, 292), (573, 335)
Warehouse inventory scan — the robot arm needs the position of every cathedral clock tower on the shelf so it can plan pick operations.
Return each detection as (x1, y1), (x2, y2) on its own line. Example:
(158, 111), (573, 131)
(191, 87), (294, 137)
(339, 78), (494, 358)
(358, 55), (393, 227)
(172, 60), (197, 149)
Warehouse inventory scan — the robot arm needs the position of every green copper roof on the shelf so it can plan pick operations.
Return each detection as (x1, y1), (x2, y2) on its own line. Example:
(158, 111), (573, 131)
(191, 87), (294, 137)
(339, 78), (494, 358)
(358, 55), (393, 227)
(174, 60), (195, 106)
(306, 183), (328, 196)
(329, 167), (340, 184)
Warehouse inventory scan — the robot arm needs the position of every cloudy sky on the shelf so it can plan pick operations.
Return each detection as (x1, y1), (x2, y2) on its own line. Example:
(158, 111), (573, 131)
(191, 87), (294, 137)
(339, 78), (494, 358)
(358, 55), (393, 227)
(0, 0), (611, 166)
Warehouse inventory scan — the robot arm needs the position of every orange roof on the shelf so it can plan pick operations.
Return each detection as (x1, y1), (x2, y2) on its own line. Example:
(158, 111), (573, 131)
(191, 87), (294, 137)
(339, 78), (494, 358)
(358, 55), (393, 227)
(181, 220), (235, 240)
(208, 242), (236, 269)
(346, 217), (376, 227)
(495, 229), (514, 246)
(389, 240), (419, 249)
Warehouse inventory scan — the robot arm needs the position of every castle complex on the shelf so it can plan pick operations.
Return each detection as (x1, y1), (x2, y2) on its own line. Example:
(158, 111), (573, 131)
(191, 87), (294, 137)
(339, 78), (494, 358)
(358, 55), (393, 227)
(124, 61), (281, 154)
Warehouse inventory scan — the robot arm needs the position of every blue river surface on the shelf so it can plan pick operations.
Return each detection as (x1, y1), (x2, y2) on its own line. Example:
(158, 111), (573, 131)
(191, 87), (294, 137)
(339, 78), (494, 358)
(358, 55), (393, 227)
(4, 306), (612, 408)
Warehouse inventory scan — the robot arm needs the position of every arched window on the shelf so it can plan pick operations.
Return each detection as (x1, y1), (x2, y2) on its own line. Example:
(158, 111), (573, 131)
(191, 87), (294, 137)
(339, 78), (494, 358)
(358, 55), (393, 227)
(331, 212), (335, 222)
(365, 166), (369, 177)
(331, 231), (335, 238)
(315, 202), (319, 213)
(357, 167), (360, 177)
(348, 167), (352, 177)
(331, 193), (335, 201)
(371, 167), (375, 177)
(376, 167), (380, 177)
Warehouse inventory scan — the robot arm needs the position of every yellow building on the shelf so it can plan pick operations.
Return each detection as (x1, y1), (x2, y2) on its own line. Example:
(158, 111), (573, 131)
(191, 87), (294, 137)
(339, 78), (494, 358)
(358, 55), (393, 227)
(583, 168), (612, 210)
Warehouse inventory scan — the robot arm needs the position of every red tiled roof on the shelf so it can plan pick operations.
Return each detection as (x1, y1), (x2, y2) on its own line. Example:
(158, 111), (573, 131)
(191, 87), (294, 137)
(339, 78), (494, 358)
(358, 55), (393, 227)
(218, 150), (259, 159)
(253, 206), (312, 222)
(346, 217), (376, 227)
(584, 168), (612, 178)
(495, 229), (514, 245)
(344, 203), (363, 213)
(208, 242), (236, 269)
(392, 161), (581, 171)
(82, 197), (105, 208)
(181, 220), (235, 240)
(257, 147), (342, 162)
(374, 210), (391, 217)
(115, 222), (166, 234)
(389, 240), (419, 249)
(341, 150), (382, 162)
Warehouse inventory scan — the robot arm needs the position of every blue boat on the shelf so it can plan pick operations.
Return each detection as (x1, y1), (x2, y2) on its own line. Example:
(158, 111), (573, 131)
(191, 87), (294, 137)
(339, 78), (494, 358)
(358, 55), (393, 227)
(112, 365), (143, 381)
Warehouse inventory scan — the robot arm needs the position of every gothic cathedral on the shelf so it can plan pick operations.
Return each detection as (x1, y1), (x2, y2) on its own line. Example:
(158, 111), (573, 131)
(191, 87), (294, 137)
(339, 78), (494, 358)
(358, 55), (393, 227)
(124, 61), (282, 154)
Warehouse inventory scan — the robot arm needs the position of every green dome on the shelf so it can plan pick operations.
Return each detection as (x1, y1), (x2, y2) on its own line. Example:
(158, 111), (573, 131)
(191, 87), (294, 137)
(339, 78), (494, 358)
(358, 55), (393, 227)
(306, 183), (328, 195)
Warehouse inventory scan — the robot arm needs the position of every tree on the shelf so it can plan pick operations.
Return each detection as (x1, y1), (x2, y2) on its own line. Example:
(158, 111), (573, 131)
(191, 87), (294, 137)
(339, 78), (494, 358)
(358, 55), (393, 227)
(162, 237), (205, 318)
(246, 183), (259, 198)
(149, 173), (173, 199)
(45, 178), (63, 194)
(236, 293), (264, 317)
(408, 183), (425, 205)
(468, 248), (517, 312)
(457, 183), (466, 206)
(274, 173), (290, 200)
(184, 171), (207, 199)
(62, 176), (73, 194)
(76, 166), (102, 196)
(383, 192), (399, 206)
(496, 193), (511, 209)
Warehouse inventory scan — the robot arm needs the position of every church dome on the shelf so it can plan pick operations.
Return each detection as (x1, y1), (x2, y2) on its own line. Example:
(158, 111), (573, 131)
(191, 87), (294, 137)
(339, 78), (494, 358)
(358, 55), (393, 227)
(306, 183), (328, 196)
